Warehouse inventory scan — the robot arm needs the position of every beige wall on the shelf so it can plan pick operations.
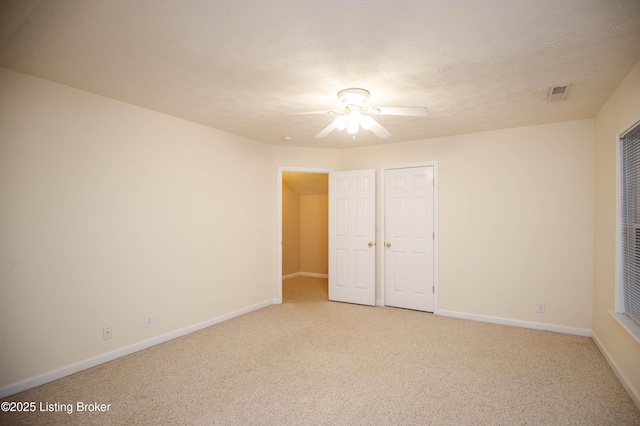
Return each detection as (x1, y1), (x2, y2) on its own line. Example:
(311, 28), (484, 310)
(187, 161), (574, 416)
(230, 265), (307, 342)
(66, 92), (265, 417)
(282, 182), (300, 276)
(4, 61), (637, 403)
(0, 68), (274, 389)
(593, 60), (640, 403)
(340, 119), (594, 330)
(300, 194), (328, 275)
(271, 146), (342, 170)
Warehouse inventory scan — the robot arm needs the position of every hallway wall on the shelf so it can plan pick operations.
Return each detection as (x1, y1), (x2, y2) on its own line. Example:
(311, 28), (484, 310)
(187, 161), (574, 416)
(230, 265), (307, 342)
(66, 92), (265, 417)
(281, 174), (328, 277)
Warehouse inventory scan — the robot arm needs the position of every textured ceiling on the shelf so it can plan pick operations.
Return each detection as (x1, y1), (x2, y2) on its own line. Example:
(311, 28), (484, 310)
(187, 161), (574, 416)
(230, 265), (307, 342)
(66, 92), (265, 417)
(1, 0), (640, 148)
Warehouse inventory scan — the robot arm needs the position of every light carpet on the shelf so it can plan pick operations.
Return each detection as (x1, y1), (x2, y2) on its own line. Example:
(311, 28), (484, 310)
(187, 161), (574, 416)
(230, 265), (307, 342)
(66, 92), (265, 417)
(1, 276), (639, 425)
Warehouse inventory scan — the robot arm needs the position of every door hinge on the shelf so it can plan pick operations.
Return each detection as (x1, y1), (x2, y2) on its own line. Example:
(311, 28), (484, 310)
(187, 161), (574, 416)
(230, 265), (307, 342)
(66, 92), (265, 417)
(433, 232), (435, 239)
(432, 286), (434, 293)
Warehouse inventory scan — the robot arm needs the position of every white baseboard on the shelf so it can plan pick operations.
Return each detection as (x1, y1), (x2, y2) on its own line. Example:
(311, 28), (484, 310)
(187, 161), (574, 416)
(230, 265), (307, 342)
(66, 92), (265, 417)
(282, 272), (301, 280)
(0, 299), (274, 399)
(282, 272), (328, 280)
(437, 309), (592, 337)
(301, 272), (328, 279)
(592, 331), (640, 410)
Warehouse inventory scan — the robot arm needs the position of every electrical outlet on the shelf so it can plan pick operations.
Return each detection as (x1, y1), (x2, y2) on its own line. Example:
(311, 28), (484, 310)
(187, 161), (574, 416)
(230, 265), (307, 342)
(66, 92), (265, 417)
(536, 302), (545, 313)
(103, 327), (112, 340)
(145, 315), (154, 328)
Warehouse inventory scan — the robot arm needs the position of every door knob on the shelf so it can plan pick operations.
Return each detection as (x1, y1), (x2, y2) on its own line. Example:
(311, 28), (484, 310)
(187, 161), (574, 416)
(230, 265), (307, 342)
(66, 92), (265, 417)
(385, 242), (391, 248)
(368, 242), (374, 247)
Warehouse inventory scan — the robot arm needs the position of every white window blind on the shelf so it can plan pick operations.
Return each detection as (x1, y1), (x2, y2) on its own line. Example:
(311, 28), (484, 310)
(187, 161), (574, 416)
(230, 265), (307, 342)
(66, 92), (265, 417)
(621, 122), (640, 326)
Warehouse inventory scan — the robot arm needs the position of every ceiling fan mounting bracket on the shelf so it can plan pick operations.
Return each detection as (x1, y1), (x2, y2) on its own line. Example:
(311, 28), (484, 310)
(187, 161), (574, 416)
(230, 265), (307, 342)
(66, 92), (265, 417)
(337, 88), (370, 110)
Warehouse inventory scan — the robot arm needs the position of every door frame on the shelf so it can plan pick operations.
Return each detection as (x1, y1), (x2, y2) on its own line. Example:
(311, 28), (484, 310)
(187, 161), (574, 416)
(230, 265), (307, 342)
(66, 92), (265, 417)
(380, 162), (439, 313)
(276, 166), (332, 304)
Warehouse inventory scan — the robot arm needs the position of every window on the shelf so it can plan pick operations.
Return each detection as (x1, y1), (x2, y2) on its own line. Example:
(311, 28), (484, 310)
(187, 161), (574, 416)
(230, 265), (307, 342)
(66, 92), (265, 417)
(620, 121), (640, 327)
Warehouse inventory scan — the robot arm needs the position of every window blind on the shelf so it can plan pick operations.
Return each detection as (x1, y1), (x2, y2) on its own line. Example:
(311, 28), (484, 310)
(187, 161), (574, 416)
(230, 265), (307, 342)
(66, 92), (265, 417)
(621, 123), (640, 326)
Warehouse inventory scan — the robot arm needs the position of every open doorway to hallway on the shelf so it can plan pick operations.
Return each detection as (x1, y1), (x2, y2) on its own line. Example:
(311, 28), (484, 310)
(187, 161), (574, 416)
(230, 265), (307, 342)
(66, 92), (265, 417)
(282, 276), (328, 303)
(280, 171), (329, 303)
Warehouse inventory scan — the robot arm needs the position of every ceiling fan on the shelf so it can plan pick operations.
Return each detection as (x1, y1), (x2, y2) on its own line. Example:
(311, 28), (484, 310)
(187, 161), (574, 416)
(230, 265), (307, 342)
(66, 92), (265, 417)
(312, 88), (428, 139)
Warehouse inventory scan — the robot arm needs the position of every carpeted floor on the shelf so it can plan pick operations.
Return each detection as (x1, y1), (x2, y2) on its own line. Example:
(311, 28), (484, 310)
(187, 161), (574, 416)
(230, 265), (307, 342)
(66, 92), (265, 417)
(1, 276), (639, 425)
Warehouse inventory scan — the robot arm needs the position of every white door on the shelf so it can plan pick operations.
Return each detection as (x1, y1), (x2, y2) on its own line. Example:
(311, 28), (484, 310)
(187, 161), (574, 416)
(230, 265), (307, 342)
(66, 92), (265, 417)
(329, 170), (376, 306)
(384, 166), (434, 312)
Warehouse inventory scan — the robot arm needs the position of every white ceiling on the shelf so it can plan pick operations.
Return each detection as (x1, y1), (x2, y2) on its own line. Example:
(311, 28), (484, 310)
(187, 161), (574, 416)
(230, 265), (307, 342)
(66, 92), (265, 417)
(1, 0), (640, 149)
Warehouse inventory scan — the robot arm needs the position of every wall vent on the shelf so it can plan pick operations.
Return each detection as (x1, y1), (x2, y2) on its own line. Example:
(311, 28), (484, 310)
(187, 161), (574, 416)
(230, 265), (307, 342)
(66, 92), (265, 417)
(548, 85), (569, 102)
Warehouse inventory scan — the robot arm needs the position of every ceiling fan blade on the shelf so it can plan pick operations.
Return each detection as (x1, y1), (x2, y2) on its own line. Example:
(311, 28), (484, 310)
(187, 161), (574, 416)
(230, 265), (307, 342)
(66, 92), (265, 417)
(288, 110), (341, 116)
(368, 118), (391, 139)
(372, 106), (428, 117)
(315, 122), (337, 138)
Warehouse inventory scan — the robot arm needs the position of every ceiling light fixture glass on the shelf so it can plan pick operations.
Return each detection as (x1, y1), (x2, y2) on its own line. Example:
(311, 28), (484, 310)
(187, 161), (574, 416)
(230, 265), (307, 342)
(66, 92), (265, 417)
(333, 114), (348, 131)
(332, 110), (373, 137)
(346, 111), (362, 135)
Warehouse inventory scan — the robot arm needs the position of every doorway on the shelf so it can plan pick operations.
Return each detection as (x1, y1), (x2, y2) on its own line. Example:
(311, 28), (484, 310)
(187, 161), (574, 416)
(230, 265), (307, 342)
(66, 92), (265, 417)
(276, 164), (438, 311)
(277, 167), (331, 304)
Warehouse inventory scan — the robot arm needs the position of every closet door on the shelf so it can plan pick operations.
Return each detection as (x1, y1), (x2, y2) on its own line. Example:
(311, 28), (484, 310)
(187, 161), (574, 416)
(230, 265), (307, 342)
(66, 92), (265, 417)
(384, 166), (434, 312)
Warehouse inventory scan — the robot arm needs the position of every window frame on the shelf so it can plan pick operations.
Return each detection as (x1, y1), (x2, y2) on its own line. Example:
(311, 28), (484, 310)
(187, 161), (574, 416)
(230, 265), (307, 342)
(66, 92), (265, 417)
(614, 117), (640, 343)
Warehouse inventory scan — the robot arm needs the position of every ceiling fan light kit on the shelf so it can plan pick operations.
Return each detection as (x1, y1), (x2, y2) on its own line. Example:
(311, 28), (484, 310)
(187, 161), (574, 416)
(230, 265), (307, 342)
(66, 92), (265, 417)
(334, 110), (374, 136)
(313, 88), (428, 140)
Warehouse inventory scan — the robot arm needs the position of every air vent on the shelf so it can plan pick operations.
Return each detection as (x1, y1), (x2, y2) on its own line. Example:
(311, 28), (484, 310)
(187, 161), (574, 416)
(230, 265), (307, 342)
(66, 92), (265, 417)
(548, 85), (569, 102)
